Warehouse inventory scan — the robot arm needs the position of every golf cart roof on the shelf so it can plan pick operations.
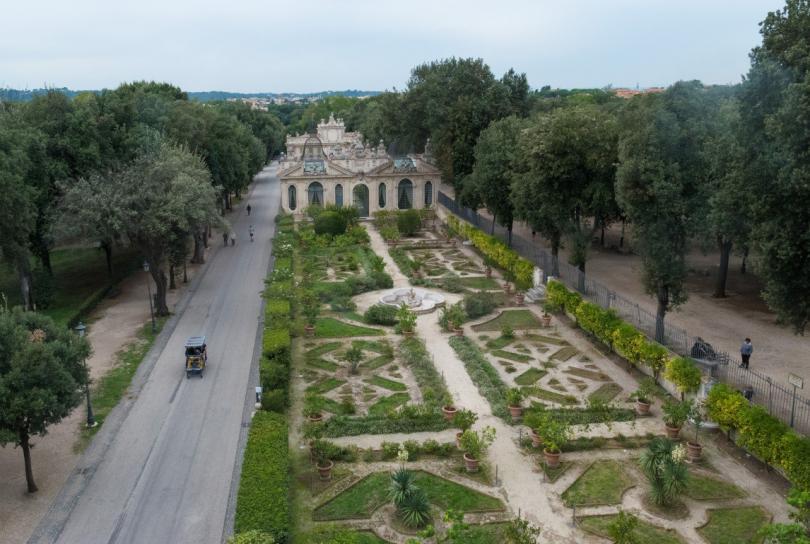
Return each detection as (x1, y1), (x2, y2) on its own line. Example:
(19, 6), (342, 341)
(185, 336), (206, 348)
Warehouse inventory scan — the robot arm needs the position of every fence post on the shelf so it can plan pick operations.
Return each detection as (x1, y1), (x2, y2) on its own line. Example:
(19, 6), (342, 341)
(767, 377), (773, 413)
(790, 384), (798, 428)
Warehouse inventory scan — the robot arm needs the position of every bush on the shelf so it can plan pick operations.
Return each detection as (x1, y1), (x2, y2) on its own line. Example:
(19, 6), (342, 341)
(314, 404), (454, 437)
(314, 211), (348, 236)
(262, 328), (291, 358)
(261, 388), (287, 412)
(234, 412), (289, 540)
(664, 357), (702, 397)
(329, 297), (356, 312)
(397, 209), (422, 236)
(399, 337), (452, 406)
(448, 336), (510, 419)
(463, 291), (497, 319)
(228, 531), (276, 544)
(364, 304), (399, 325)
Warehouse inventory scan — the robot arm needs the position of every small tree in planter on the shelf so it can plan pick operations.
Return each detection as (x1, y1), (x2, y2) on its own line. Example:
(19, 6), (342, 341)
(630, 378), (656, 415)
(662, 399), (693, 440)
(503, 269), (515, 294)
(311, 440), (334, 481)
(302, 292), (320, 337)
(303, 394), (325, 423)
(343, 345), (364, 375)
(514, 275), (532, 306)
(459, 426), (496, 473)
(640, 438), (688, 506)
(608, 511), (640, 544)
(483, 255), (496, 278)
(541, 302), (554, 327)
(524, 411), (546, 449)
(506, 388), (525, 421)
(536, 415), (571, 468)
(686, 402), (705, 462)
(397, 304), (417, 337)
(453, 409), (478, 448)
(665, 357), (702, 401)
(439, 303), (467, 335)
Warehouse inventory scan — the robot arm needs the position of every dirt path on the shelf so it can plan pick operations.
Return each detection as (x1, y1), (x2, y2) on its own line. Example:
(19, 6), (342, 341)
(0, 252), (210, 544)
(366, 226), (410, 288)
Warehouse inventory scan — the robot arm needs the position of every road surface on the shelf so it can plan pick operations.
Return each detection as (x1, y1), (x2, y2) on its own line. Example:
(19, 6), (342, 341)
(33, 166), (279, 544)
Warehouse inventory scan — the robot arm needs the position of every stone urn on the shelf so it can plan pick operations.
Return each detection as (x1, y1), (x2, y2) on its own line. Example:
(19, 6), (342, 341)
(442, 405), (458, 422)
(529, 429), (543, 449)
(304, 324), (315, 337)
(544, 448), (561, 469)
(463, 453), (480, 473)
(665, 424), (682, 440)
(509, 405), (524, 421)
(635, 399), (651, 416)
(542, 314), (552, 327)
(455, 431), (463, 449)
(687, 441), (703, 462)
(317, 460), (334, 481)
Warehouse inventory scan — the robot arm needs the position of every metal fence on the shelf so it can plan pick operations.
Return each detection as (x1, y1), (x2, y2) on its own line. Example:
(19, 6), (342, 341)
(438, 190), (810, 434)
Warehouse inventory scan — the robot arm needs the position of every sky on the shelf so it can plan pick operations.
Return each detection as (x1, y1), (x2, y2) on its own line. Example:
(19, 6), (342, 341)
(0, 0), (786, 93)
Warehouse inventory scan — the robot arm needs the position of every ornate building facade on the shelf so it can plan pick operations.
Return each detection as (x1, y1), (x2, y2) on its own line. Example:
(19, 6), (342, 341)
(278, 114), (439, 217)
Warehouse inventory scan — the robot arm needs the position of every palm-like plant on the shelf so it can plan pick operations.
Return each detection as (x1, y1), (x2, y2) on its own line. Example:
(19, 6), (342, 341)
(389, 468), (431, 528)
(639, 438), (689, 506)
(389, 468), (417, 506)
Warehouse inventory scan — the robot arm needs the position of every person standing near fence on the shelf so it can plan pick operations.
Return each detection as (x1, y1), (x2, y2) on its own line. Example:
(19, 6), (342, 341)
(740, 338), (753, 369)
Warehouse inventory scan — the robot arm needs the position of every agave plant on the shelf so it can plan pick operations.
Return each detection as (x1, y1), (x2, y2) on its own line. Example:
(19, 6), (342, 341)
(398, 488), (431, 528)
(639, 438), (689, 506)
(389, 468), (418, 507)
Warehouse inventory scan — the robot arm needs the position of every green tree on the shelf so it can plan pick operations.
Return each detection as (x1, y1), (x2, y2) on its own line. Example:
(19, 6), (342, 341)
(0, 308), (91, 492)
(639, 438), (689, 507)
(608, 511), (640, 544)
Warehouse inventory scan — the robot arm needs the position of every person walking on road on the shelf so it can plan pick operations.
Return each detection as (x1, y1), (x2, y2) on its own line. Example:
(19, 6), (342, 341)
(740, 338), (753, 369)
(249, 225), (255, 242)
(230, 232), (237, 246)
(246, 203), (252, 216)
(222, 232), (228, 247)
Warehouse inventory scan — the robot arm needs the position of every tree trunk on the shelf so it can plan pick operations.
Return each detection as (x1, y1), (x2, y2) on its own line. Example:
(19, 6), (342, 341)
(191, 231), (205, 264)
(619, 218), (626, 248)
(490, 213), (496, 235)
(101, 240), (113, 278)
(32, 213), (53, 276)
(16, 255), (35, 311)
(600, 225), (605, 247)
(183, 262), (188, 284)
(506, 223), (513, 248)
(149, 263), (170, 316)
(20, 431), (37, 493)
(550, 236), (561, 277)
(655, 285), (669, 344)
(169, 264), (176, 290)
(713, 237), (733, 298)
(740, 246), (748, 275)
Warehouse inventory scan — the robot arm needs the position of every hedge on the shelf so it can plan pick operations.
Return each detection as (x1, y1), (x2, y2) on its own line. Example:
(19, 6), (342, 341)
(446, 215), (534, 288)
(262, 328), (291, 358)
(706, 384), (810, 491)
(448, 336), (510, 420)
(234, 412), (290, 541)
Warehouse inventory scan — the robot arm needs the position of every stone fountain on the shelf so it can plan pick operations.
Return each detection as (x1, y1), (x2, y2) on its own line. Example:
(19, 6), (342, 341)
(379, 288), (446, 314)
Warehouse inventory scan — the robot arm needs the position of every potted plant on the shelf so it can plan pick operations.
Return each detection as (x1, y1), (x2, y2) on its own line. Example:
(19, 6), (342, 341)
(304, 395), (325, 423)
(515, 277), (531, 306)
(459, 426), (496, 473)
(397, 304), (417, 337)
(541, 302), (553, 328)
(662, 399), (692, 440)
(524, 412), (545, 449)
(343, 345), (364, 375)
(302, 293), (320, 337)
(442, 403), (458, 422)
(453, 409), (478, 449)
(630, 378), (656, 416)
(411, 256), (425, 279)
(483, 256), (495, 278)
(312, 441), (334, 481)
(537, 414), (570, 468)
(506, 388), (524, 421)
(686, 402), (705, 462)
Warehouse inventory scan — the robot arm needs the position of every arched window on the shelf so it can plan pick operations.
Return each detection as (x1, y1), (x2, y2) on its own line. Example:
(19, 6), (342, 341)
(424, 181), (433, 207)
(335, 184), (343, 207)
(378, 183), (386, 208)
(307, 181), (324, 206)
(398, 179), (413, 209)
(288, 185), (297, 210)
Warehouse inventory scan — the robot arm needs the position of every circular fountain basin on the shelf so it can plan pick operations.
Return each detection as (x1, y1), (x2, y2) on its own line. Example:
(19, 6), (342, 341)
(379, 288), (446, 314)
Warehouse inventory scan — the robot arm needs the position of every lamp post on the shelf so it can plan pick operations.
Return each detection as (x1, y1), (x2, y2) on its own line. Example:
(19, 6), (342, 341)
(74, 322), (96, 428)
(143, 260), (156, 333)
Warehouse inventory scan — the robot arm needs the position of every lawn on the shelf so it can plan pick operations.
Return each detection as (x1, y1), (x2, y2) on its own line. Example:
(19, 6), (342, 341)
(363, 354), (394, 370)
(550, 346), (579, 361)
(514, 368), (547, 386)
(562, 460), (635, 507)
(471, 310), (542, 331)
(587, 383), (623, 404)
(313, 471), (504, 521)
(306, 377), (346, 394)
(525, 334), (569, 346)
(697, 507), (770, 544)
(456, 523), (511, 544)
(453, 276), (501, 290)
(366, 375), (407, 392)
(315, 317), (384, 338)
(491, 349), (532, 363)
(367, 393), (410, 416)
(564, 367), (611, 382)
(485, 335), (515, 350)
(684, 473), (746, 501)
(306, 358), (339, 372)
(305, 341), (343, 358)
(579, 514), (685, 544)
(521, 386), (578, 405)
(352, 339), (392, 354)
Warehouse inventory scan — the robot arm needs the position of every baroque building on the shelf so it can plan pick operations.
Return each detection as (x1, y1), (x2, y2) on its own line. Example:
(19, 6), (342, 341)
(278, 114), (439, 217)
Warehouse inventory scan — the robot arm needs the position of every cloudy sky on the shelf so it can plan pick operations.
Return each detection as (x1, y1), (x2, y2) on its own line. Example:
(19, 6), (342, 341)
(1, 0), (784, 93)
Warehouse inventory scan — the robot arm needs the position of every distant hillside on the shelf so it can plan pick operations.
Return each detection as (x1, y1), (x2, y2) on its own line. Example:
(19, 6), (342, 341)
(0, 87), (381, 102)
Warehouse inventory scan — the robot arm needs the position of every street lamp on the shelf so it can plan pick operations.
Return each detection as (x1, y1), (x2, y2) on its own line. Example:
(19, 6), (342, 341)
(143, 260), (156, 333)
(74, 322), (97, 428)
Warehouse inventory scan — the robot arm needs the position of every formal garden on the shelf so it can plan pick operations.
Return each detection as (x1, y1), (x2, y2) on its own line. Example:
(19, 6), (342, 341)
(232, 205), (808, 544)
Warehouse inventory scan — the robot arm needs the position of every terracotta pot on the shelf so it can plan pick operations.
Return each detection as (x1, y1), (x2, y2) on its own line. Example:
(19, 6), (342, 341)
(317, 460), (334, 481)
(456, 431), (463, 449)
(635, 399), (651, 416)
(305, 324), (315, 337)
(454, 327), (464, 337)
(485, 266), (492, 278)
(542, 314), (552, 327)
(403, 330), (415, 338)
(307, 412), (323, 424)
(530, 429), (543, 449)
(544, 448), (561, 469)
(665, 424), (682, 440)
(686, 441), (703, 462)
(509, 405), (524, 421)
(515, 293), (525, 306)
(504, 283), (512, 294)
(442, 405), (458, 421)
(463, 453), (480, 473)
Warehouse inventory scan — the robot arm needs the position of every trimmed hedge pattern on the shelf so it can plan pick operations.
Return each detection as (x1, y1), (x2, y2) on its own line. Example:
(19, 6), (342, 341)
(448, 336), (510, 420)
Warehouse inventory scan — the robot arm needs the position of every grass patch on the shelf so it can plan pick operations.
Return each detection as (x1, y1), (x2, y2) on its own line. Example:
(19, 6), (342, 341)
(314, 471), (503, 521)
(491, 349), (532, 363)
(697, 506), (770, 544)
(77, 317), (166, 450)
(367, 393), (410, 416)
(579, 514), (685, 544)
(352, 339), (391, 354)
(315, 317), (384, 338)
(471, 310), (542, 332)
(550, 346), (579, 361)
(524, 333), (568, 346)
(307, 358), (339, 372)
(448, 336), (510, 419)
(541, 460), (573, 483)
(321, 397), (356, 415)
(684, 473), (747, 501)
(366, 375), (407, 392)
(564, 367), (611, 382)
(485, 335), (514, 350)
(587, 383), (623, 404)
(363, 354), (394, 370)
(562, 459), (635, 507)
(514, 368), (547, 386)
(453, 276), (501, 290)
(305, 341), (343, 358)
(521, 386), (578, 405)
(307, 378), (346, 394)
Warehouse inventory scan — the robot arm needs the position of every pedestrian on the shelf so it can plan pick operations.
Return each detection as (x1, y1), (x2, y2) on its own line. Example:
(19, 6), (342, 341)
(249, 225), (255, 242)
(230, 232), (237, 246)
(740, 337), (753, 369)
(246, 204), (252, 216)
(222, 232), (228, 247)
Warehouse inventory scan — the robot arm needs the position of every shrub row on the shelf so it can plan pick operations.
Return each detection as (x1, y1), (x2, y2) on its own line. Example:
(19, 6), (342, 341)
(312, 404), (454, 437)
(398, 337), (452, 407)
(547, 280), (701, 396)
(446, 215), (534, 288)
(389, 247), (415, 277)
(447, 336), (510, 420)
(312, 438), (456, 463)
(234, 412), (290, 542)
(706, 384), (810, 491)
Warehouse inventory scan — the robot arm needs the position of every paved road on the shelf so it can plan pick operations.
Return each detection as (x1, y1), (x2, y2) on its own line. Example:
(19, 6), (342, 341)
(39, 166), (279, 544)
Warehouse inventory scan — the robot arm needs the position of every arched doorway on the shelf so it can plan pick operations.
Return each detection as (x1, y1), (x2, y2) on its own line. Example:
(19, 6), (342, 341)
(335, 184), (344, 207)
(308, 182), (324, 206)
(353, 184), (369, 217)
(424, 181), (433, 206)
(398, 179), (413, 209)
(288, 185), (297, 211)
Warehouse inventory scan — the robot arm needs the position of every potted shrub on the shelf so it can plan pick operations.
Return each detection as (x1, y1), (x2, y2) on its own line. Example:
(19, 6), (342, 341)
(537, 414), (571, 468)
(686, 402), (705, 462)
(506, 388), (524, 421)
(453, 409), (478, 449)
(483, 256), (495, 278)
(541, 302), (553, 328)
(343, 345), (364, 375)
(630, 378), (656, 416)
(312, 441), (334, 481)
(304, 395), (325, 423)
(515, 276), (531, 306)
(442, 403), (458, 422)
(302, 293), (320, 337)
(662, 399), (692, 440)
(397, 304), (417, 337)
(459, 426), (496, 473)
(524, 412), (545, 449)
(440, 302), (467, 336)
